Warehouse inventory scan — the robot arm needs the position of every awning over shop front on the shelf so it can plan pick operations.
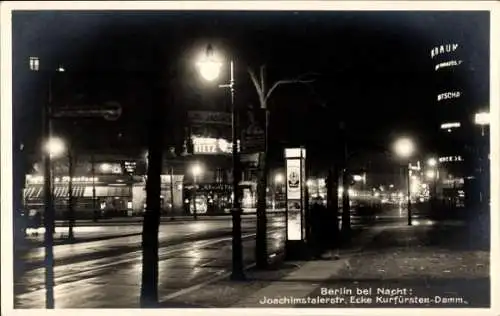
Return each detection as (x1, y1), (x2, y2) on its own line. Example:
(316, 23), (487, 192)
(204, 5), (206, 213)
(23, 185), (86, 199)
(53, 185), (86, 198)
(24, 185), (131, 200)
(24, 186), (42, 200)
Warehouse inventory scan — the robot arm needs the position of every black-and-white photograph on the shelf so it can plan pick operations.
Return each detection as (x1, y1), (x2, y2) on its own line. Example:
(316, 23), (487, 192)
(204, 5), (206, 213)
(1, 1), (497, 312)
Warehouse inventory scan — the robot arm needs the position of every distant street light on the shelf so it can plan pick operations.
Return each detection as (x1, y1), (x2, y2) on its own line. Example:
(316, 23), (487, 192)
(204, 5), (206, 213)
(394, 137), (414, 159)
(353, 174), (363, 182)
(197, 44), (245, 280)
(44, 137), (66, 158)
(426, 170), (436, 179)
(191, 163), (203, 220)
(273, 173), (284, 210)
(100, 163), (112, 173)
(393, 137), (415, 226)
(197, 45), (223, 82)
(274, 173), (284, 184)
(427, 158), (437, 167)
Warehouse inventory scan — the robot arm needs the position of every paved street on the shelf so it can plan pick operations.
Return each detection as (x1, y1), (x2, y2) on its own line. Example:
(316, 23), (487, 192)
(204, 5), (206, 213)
(14, 215), (289, 308)
(13, 205), (481, 308)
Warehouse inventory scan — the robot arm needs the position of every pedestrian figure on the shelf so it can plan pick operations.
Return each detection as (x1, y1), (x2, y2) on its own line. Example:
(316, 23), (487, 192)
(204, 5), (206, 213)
(309, 202), (324, 259)
(33, 211), (42, 237)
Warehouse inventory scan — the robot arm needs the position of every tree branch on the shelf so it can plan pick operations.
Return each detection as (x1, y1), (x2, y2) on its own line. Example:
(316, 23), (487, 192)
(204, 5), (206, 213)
(247, 67), (266, 107)
(264, 78), (316, 103)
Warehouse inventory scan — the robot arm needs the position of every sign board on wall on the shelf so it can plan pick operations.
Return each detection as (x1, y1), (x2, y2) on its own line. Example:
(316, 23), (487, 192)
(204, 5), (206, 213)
(240, 105), (265, 153)
(287, 159), (301, 200)
(192, 137), (232, 155)
(187, 111), (231, 126)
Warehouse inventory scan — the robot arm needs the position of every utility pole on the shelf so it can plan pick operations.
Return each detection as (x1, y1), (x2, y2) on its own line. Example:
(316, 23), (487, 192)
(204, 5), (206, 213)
(43, 76), (55, 309)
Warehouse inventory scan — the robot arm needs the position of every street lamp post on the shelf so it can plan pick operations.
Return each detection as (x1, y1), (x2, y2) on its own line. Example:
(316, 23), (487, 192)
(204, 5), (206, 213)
(191, 163), (202, 220)
(198, 46), (245, 280)
(30, 56), (62, 308)
(393, 137), (415, 226)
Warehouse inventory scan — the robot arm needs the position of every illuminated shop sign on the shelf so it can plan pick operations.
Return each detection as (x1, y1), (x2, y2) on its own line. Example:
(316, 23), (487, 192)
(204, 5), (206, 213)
(439, 156), (463, 163)
(474, 112), (490, 126)
(435, 60), (463, 71)
(26, 175), (99, 184)
(124, 161), (137, 174)
(98, 163), (123, 174)
(442, 178), (465, 185)
(192, 137), (232, 155)
(430, 43), (459, 59)
(440, 122), (461, 129)
(437, 91), (461, 102)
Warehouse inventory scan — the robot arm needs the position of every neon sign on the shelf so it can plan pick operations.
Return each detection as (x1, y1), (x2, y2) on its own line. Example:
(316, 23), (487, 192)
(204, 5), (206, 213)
(440, 122), (461, 129)
(439, 156), (463, 163)
(192, 137), (232, 155)
(435, 60), (463, 71)
(437, 91), (461, 101)
(431, 43), (459, 59)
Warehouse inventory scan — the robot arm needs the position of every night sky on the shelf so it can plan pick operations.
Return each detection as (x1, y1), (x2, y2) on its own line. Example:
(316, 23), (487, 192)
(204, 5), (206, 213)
(12, 10), (490, 165)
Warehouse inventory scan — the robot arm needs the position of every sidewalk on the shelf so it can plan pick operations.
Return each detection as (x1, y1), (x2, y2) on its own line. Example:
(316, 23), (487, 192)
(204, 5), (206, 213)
(161, 221), (490, 308)
(16, 226), (144, 251)
(158, 225), (383, 307)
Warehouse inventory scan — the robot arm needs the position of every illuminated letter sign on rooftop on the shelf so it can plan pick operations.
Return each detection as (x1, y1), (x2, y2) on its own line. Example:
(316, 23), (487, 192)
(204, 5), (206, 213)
(474, 112), (490, 126)
(431, 43), (459, 59)
(435, 60), (463, 71)
(437, 91), (461, 101)
(440, 122), (461, 129)
(438, 156), (463, 163)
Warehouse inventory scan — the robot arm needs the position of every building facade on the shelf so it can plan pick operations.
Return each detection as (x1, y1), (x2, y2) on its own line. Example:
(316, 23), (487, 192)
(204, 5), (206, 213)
(430, 42), (489, 209)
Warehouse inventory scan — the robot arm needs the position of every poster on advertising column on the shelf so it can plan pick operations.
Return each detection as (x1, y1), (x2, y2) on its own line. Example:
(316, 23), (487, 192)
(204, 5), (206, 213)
(286, 158), (302, 240)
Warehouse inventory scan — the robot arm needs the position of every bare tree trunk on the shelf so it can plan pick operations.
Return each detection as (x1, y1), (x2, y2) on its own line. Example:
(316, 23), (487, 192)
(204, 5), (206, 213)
(140, 110), (163, 307)
(341, 124), (351, 237)
(255, 109), (269, 269)
(67, 146), (75, 240)
(326, 164), (340, 249)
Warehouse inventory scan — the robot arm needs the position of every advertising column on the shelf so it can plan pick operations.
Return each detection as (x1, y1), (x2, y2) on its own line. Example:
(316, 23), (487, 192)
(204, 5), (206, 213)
(285, 147), (307, 259)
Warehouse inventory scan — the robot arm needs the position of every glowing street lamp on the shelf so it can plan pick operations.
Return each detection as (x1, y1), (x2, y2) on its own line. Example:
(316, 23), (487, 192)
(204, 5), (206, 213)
(394, 137), (414, 159)
(44, 137), (66, 158)
(191, 163), (203, 178)
(197, 45), (223, 82)
(100, 163), (112, 173)
(274, 173), (284, 184)
(427, 158), (437, 167)
(393, 137), (415, 226)
(190, 163), (203, 220)
(426, 170), (436, 179)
